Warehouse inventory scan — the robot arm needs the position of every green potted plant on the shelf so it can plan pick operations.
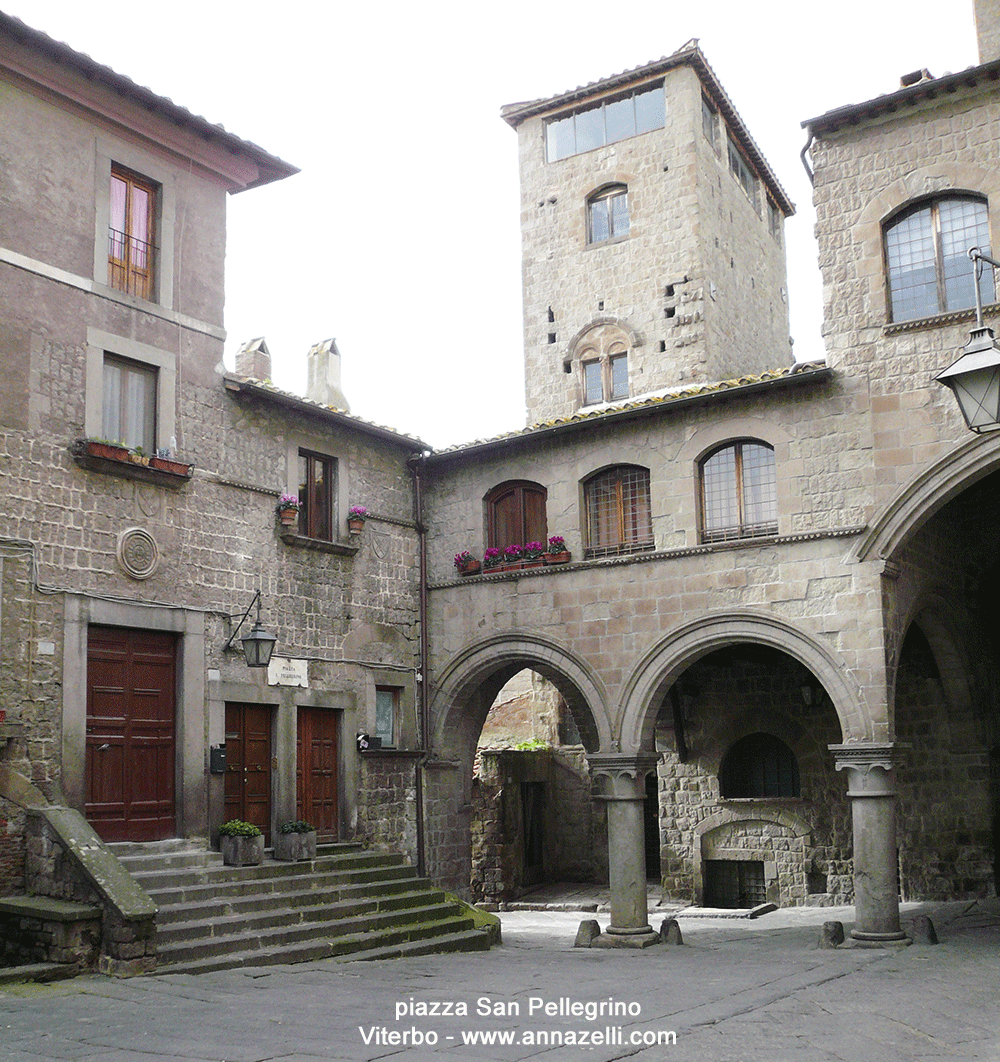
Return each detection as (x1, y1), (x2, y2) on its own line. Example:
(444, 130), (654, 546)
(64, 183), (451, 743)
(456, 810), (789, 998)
(522, 541), (545, 568)
(273, 820), (317, 861)
(348, 505), (368, 533)
(483, 546), (502, 571)
(454, 551), (481, 576)
(218, 819), (264, 866)
(502, 544), (523, 571)
(277, 492), (299, 527)
(544, 535), (571, 564)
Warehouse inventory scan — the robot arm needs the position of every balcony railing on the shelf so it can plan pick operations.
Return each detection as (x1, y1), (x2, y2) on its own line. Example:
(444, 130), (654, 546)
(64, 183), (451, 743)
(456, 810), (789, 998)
(108, 227), (155, 299)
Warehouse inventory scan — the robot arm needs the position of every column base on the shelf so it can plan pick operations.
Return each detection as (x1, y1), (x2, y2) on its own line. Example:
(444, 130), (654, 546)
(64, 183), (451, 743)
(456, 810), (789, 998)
(591, 928), (660, 949)
(846, 931), (912, 949)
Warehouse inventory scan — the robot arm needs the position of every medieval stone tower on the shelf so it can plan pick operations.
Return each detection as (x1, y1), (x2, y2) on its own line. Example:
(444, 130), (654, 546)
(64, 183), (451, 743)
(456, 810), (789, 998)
(503, 42), (794, 425)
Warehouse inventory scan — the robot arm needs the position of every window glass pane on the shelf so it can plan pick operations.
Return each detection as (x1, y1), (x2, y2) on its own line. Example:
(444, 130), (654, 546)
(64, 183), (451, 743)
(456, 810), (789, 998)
(110, 175), (127, 234)
(375, 689), (395, 746)
(620, 468), (652, 545)
(701, 96), (718, 147)
(940, 197), (992, 312)
(130, 185), (150, 249)
(583, 361), (603, 405)
(702, 446), (739, 533)
(635, 86), (665, 133)
(604, 96), (636, 144)
(546, 114), (575, 161)
(610, 354), (628, 400)
(299, 451), (334, 541)
(575, 104), (605, 154)
(586, 467), (651, 555)
(102, 359), (122, 442)
(611, 192), (629, 237)
(886, 206), (938, 321)
(740, 443), (777, 529)
(589, 197), (610, 243)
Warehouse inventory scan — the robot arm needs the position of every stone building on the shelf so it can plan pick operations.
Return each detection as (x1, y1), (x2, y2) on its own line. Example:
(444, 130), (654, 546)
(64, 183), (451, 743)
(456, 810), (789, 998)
(1, 1), (998, 966)
(419, 17), (1000, 946)
(0, 12), (428, 930)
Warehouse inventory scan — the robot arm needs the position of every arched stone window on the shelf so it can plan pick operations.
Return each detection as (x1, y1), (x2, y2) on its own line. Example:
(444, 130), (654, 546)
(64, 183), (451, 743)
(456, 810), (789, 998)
(719, 733), (800, 798)
(699, 440), (777, 543)
(570, 320), (635, 407)
(485, 480), (547, 551)
(884, 194), (995, 322)
(583, 465), (653, 558)
(588, 184), (629, 244)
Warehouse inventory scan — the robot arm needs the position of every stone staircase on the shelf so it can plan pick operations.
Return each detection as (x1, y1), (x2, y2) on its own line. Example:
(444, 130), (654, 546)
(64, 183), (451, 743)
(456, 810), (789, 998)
(108, 840), (490, 974)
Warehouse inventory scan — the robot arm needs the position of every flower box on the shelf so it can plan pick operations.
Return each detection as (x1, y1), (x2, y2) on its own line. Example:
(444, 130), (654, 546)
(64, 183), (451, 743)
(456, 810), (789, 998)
(459, 560), (482, 576)
(273, 829), (317, 861)
(150, 455), (194, 476)
(220, 834), (264, 867)
(544, 551), (572, 564)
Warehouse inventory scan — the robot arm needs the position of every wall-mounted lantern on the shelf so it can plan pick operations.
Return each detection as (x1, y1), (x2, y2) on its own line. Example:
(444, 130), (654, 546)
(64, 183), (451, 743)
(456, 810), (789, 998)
(224, 589), (277, 668)
(935, 248), (1000, 433)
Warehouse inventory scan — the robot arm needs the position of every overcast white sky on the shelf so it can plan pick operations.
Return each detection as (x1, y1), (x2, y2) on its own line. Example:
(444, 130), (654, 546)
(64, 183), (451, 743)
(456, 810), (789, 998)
(3, 1), (981, 446)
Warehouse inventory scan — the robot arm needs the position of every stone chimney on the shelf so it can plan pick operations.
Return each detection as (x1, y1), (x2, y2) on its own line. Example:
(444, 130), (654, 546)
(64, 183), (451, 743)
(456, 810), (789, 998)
(975, 0), (1000, 63)
(235, 337), (272, 380)
(306, 338), (350, 411)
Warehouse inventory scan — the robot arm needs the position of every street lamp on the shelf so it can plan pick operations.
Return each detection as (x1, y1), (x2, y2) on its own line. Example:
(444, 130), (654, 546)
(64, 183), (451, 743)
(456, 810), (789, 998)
(224, 590), (277, 668)
(934, 248), (1000, 432)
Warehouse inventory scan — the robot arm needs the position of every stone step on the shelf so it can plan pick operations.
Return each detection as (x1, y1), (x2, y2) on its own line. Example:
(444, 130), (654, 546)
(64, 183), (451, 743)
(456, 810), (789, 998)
(147, 871), (430, 912)
(154, 926), (490, 976)
(131, 855), (415, 893)
(157, 910), (476, 968)
(155, 886), (448, 931)
(113, 840), (491, 973)
(157, 898), (464, 951)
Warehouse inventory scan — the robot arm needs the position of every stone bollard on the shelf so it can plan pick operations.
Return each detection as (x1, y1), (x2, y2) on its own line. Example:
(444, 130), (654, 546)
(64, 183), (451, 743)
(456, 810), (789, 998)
(819, 921), (845, 948)
(574, 919), (601, 948)
(910, 915), (938, 945)
(659, 917), (683, 945)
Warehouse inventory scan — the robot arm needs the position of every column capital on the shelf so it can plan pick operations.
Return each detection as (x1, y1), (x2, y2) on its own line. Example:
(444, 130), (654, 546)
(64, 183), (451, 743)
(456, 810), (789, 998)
(828, 742), (908, 773)
(587, 752), (658, 783)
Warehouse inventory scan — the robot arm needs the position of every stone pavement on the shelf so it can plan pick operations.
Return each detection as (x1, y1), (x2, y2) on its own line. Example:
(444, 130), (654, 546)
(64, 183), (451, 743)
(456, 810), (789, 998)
(0, 898), (997, 1062)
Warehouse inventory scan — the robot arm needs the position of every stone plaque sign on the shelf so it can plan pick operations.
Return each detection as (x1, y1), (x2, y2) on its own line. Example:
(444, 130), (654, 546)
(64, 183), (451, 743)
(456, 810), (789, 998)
(267, 657), (309, 687)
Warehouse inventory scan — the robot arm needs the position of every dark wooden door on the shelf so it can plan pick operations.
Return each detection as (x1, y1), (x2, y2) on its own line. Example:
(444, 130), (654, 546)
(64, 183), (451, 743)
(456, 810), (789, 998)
(224, 704), (273, 843)
(86, 626), (177, 842)
(296, 707), (339, 838)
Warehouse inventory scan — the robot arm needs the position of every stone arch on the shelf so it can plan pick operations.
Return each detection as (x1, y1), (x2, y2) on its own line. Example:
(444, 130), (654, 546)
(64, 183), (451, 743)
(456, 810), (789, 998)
(430, 630), (612, 759)
(856, 431), (1000, 563)
(566, 318), (643, 360)
(619, 610), (866, 752)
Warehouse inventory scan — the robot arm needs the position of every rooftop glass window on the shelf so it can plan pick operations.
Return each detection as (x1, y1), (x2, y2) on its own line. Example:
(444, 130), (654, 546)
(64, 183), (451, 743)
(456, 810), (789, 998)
(546, 83), (665, 162)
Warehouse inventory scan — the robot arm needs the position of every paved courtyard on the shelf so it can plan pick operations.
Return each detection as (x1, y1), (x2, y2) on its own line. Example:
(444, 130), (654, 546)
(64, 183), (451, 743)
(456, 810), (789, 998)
(1, 898), (997, 1062)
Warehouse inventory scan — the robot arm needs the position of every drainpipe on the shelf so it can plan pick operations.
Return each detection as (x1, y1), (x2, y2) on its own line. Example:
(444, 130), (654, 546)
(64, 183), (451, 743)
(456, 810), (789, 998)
(800, 130), (815, 186)
(408, 452), (430, 877)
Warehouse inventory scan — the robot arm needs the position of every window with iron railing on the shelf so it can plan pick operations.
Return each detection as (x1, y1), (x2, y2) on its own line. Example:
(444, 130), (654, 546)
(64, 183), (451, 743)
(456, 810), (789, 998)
(700, 440), (777, 543)
(584, 465), (653, 558)
(108, 166), (156, 300)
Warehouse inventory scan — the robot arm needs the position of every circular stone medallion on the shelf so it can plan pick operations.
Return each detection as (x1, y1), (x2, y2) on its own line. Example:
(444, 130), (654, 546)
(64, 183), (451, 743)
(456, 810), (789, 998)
(117, 527), (160, 580)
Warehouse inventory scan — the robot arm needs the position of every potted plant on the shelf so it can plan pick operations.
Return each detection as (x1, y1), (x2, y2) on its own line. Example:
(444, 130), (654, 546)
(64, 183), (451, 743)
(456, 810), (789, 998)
(273, 820), (317, 861)
(348, 505), (368, 534)
(277, 492), (299, 527)
(483, 546), (502, 571)
(544, 535), (572, 564)
(522, 541), (545, 568)
(502, 544), (523, 571)
(454, 551), (481, 576)
(218, 819), (264, 866)
(128, 446), (151, 466)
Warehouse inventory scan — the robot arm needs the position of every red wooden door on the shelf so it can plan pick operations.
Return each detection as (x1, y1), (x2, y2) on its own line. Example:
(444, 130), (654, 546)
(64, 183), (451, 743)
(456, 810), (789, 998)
(224, 704), (273, 843)
(296, 707), (339, 838)
(86, 626), (177, 842)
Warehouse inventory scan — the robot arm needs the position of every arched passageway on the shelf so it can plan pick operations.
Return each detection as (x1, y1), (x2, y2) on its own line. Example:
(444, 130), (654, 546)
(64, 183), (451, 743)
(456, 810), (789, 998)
(425, 636), (607, 898)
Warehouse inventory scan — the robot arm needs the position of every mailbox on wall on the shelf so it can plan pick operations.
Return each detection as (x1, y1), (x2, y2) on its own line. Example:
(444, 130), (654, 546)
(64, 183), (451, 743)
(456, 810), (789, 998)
(209, 744), (227, 774)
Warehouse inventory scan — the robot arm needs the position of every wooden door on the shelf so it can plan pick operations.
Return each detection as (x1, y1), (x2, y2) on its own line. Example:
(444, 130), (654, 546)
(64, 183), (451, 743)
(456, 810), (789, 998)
(224, 704), (273, 843)
(296, 707), (339, 838)
(86, 626), (177, 842)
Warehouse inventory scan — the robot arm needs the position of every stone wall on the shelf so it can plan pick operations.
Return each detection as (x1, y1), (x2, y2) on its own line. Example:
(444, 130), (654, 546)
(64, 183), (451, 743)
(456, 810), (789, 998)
(515, 59), (790, 424)
(354, 754), (419, 863)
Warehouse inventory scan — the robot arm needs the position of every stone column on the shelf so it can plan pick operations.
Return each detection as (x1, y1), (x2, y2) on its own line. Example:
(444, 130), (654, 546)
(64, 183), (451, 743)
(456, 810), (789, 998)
(588, 753), (659, 948)
(830, 743), (908, 945)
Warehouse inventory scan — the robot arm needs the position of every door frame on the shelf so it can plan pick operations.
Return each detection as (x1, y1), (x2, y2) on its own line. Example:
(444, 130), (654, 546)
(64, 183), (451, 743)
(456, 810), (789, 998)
(63, 594), (207, 839)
